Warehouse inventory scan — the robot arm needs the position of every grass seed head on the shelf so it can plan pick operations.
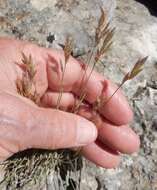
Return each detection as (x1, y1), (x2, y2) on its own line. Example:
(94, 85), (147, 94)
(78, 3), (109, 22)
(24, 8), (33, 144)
(64, 36), (73, 63)
(15, 52), (39, 104)
(122, 56), (148, 84)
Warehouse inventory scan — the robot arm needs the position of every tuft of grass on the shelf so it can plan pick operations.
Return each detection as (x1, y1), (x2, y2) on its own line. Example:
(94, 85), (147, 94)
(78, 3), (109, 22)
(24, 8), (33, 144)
(0, 149), (82, 189)
(0, 150), (62, 189)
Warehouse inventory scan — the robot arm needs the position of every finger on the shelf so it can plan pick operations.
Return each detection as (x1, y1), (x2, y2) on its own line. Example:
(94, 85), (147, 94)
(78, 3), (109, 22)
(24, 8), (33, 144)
(0, 92), (97, 160)
(96, 79), (133, 126)
(98, 121), (140, 154)
(82, 140), (120, 168)
(45, 49), (133, 125)
(0, 91), (39, 160)
(46, 50), (82, 92)
(41, 91), (76, 110)
(27, 108), (97, 150)
(0, 38), (132, 125)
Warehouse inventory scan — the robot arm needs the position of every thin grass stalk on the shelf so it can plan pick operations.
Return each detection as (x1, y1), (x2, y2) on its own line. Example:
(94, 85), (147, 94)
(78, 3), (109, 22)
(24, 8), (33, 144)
(102, 82), (124, 106)
(56, 36), (73, 109)
(101, 57), (148, 107)
(71, 45), (96, 113)
(72, 9), (114, 113)
(73, 59), (98, 114)
(56, 59), (68, 110)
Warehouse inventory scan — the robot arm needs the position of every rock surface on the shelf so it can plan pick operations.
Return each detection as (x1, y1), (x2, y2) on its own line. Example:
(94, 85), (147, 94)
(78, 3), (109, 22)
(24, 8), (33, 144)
(0, 0), (157, 189)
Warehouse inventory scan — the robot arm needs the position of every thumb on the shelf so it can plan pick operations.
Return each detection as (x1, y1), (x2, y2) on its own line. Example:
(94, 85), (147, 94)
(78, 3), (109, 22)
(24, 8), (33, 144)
(26, 108), (97, 150)
(0, 91), (97, 159)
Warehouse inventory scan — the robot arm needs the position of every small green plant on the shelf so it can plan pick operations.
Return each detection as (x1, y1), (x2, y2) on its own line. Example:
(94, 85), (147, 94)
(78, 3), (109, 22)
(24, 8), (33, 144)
(0, 8), (147, 189)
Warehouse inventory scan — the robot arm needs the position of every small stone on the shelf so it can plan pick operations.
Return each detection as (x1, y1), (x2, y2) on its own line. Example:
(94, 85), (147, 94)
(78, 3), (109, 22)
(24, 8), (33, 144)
(46, 33), (55, 44)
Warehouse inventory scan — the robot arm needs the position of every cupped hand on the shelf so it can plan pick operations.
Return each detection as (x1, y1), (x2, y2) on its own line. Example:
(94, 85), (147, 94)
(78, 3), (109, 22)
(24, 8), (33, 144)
(0, 37), (140, 168)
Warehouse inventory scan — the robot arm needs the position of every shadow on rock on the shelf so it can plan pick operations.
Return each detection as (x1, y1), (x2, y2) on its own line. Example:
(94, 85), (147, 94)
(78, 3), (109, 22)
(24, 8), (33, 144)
(136, 0), (157, 16)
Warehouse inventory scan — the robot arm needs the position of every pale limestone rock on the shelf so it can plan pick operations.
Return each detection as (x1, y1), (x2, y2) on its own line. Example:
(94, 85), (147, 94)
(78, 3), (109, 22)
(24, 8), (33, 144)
(30, 0), (57, 11)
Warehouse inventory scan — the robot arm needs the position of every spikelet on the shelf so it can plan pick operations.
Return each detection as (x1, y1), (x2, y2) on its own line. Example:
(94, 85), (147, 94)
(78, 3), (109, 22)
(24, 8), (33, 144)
(15, 53), (39, 104)
(122, 57), (148, 84)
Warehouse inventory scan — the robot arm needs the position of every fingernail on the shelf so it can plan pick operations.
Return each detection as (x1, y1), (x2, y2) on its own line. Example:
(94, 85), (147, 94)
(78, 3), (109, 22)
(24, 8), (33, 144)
(77, 118), (97, 145)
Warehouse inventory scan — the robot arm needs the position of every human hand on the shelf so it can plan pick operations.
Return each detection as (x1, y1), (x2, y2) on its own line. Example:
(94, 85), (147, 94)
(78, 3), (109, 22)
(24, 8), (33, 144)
(0, 37), (140, 168)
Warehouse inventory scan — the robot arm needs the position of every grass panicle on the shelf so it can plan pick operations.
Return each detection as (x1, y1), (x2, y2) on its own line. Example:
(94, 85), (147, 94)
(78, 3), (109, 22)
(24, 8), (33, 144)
(15, 52), (39, 104)
(73, 8), (114, 113)
(122, 57), (148, 84)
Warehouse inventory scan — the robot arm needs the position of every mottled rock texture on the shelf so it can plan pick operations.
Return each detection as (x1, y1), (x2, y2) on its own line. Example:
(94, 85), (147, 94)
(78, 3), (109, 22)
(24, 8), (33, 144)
(0, 0), (157, 189)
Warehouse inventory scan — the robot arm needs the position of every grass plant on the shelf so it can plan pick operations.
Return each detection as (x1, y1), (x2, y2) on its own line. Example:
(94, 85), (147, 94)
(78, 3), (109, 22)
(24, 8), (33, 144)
(0, 8), (147, 189)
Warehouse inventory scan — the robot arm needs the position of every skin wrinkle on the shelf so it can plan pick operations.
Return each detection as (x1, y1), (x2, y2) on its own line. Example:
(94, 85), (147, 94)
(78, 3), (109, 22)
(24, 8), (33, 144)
(0, 113), (25, 153)
(33, 109), (77, 149)
(0, 140), (14, 155)
(0, 61), (15, 92)
(0, 136), (17, 154)
(23, 107), (49, 149)
(0, 114), (23, 128)
(0, 47), (20, 92)
(36, 110), (63, 149)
